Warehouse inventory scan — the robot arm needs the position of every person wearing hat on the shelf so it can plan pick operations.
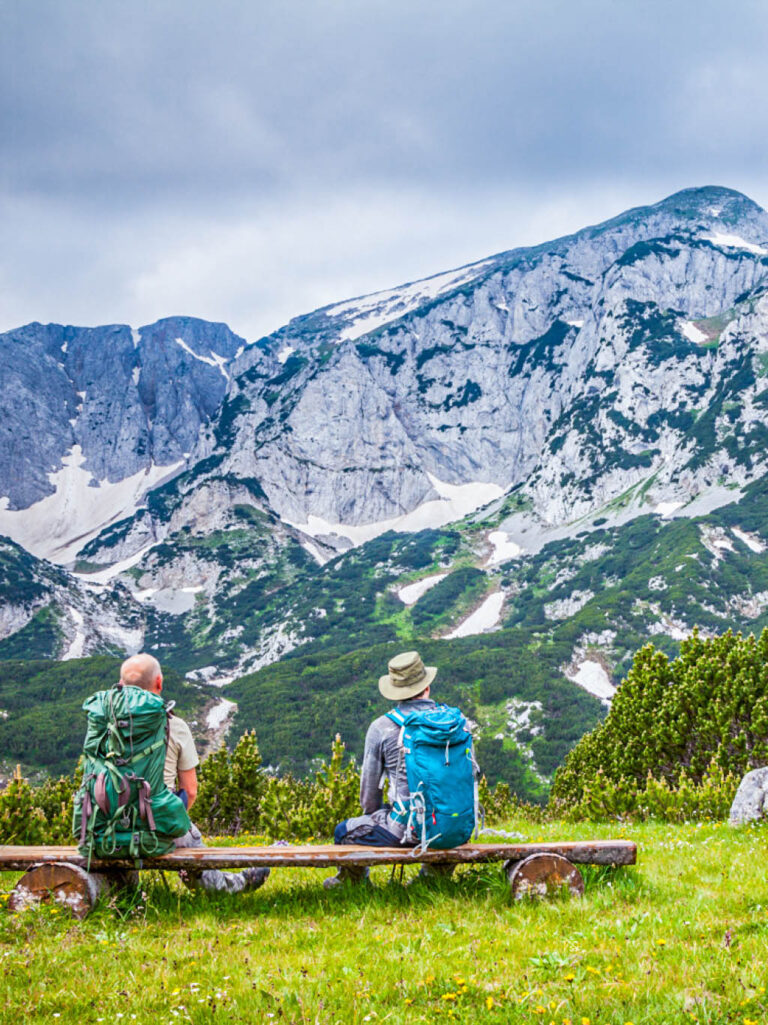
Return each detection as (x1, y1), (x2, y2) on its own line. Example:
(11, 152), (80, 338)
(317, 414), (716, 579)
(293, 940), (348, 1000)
(324, 650), (440, 889)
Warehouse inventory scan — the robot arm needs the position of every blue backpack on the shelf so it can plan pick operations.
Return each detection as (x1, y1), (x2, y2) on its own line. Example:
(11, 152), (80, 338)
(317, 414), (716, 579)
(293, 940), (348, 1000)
(386, 703), (477, 852)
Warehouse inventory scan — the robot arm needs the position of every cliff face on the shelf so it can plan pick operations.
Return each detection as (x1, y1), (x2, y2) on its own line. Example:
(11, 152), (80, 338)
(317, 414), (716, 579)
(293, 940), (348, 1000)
(180, 186), (768, 543)
(0, 316), (244, 558)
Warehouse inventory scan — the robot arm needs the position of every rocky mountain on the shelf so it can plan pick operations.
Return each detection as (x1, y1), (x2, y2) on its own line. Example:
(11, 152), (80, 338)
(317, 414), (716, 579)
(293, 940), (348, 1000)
(4, 184), (768, 781)
(0, 316), (245, 561)
(76, 186), (768, 565)
(0, 536), (147, 661)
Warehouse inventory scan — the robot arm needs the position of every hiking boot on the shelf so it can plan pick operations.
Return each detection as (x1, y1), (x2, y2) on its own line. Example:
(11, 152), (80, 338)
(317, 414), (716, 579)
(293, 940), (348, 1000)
(242, 867), (270, 891)
(322, 867), (371, 890)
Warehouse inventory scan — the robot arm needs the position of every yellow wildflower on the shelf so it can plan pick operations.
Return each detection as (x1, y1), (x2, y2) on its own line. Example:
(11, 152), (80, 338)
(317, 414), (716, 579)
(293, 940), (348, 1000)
(581, 1018), (591, 1025)
(564, 973), (575, 982)
(486, 997), (494, 1010)
(442, 993), (457, 1002)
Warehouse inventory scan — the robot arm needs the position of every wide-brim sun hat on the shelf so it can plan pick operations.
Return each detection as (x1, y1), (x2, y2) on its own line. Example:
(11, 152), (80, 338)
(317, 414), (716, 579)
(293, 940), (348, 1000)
(379, 650), (437, 701)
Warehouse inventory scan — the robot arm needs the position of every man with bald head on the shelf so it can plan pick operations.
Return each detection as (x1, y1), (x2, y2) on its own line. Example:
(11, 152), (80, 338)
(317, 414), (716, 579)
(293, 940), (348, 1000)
(119, 653), (269, 895)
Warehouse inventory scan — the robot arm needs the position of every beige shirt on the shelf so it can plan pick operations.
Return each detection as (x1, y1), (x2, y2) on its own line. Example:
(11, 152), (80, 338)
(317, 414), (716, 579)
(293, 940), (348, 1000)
(164, 714), (200, 791)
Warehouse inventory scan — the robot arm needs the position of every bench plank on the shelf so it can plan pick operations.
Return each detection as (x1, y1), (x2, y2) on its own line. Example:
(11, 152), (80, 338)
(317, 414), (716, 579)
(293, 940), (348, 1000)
(0, 840), (636, 872)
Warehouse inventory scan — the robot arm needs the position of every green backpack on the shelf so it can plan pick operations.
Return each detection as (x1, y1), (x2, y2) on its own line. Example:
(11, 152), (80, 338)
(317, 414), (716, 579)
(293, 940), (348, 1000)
(73, 684), (192, 862)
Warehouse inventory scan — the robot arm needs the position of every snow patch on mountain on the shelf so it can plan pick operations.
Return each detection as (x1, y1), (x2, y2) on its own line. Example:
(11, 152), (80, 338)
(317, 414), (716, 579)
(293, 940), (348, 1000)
(397, 573), (448, 606)
(61, 607), (86, 661)
(565, 654), (615, 702)
(301, 540), (330, 565)
(0, 447), (183, 563)
(207, 697), (236, 730)
(77, 541), (159, 585)
(334, 261), (492, 341)
(680, 320), (708, 344)
(732, 527), (766, 553)
(655, 501), (685, 518)
(288, 477), (504, 547)
(485, 530), (523, 566)
(445, 591), (504, 638)
(174, 337), (229, 379)
(700, 524), (736, 560)
(705, 232), (768, 255)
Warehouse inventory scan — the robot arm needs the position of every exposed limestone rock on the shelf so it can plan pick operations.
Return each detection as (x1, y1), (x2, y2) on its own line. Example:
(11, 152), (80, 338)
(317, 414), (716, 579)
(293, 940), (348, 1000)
(729, 768), (768, 825)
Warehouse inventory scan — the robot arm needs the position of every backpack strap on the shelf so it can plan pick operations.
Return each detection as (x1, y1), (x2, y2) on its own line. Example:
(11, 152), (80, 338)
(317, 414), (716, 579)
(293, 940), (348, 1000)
(385, 708), (407, 727)
(165, 701), (176, 745)
(385, 709), (409, 833)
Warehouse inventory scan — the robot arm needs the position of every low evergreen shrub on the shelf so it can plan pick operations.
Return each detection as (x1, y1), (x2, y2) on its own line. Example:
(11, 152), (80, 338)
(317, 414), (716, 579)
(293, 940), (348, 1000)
(550, 628), (768, 820)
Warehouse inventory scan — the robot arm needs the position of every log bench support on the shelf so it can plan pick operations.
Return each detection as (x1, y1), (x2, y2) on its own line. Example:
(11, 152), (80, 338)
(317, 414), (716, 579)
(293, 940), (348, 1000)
(0, 840), (635, 917)
(6, 863), (132, 919)
(505, 853), (585, 900)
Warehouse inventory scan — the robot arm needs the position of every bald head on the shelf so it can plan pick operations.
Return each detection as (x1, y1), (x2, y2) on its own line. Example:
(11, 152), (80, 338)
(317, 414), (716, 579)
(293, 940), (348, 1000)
(120, 653), (163, 693)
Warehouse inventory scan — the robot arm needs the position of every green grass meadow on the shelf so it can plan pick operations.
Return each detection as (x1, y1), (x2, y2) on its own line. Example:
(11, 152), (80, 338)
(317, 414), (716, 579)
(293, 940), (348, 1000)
(2, 819), (768, 1025)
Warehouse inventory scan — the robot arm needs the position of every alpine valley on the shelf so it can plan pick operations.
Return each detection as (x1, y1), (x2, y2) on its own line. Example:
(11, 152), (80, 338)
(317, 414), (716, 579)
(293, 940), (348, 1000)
(4, 185), (768, 798)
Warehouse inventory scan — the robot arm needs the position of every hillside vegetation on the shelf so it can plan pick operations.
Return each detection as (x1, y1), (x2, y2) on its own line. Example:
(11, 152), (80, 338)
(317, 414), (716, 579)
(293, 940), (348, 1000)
(0, 657), (204, 777)
(227, 629), (602, 794)
(552, 629), (768, 819)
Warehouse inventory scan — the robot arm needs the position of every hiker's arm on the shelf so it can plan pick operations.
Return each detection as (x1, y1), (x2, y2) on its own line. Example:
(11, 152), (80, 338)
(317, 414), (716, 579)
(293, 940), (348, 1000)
(359, 720), (384, 814)
(178, 767), (198, 809)
(171, 717), (200, 809)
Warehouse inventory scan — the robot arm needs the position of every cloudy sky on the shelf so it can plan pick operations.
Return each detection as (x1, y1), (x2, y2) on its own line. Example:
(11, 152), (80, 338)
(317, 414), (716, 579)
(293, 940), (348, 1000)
(3, 0), (768, 341)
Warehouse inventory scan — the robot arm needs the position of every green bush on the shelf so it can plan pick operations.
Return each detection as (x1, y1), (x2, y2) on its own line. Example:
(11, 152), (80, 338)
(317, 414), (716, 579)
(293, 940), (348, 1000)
(551, 628), (768, 820)
(194, 730), (266, 834)
(0, 779), (48, 844)
(260, 734), (361, 841)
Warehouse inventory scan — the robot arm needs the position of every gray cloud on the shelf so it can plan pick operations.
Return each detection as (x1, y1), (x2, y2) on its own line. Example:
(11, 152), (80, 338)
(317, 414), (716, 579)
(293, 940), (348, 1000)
(3, 0), (768, 338)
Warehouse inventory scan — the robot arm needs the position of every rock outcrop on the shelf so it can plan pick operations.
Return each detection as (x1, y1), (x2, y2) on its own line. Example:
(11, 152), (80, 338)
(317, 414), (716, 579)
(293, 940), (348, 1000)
(729, 767), (768, 825)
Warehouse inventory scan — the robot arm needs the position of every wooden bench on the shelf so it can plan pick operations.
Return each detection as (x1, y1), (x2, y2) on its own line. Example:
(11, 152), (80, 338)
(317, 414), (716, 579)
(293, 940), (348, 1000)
(0, 840), (637, 917)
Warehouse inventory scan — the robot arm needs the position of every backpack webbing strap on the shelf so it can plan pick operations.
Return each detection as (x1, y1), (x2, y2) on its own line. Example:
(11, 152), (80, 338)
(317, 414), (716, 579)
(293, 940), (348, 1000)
(79, 788), (95, 847)
(137, 780), (157, 832)
(107, 736), (166, 767)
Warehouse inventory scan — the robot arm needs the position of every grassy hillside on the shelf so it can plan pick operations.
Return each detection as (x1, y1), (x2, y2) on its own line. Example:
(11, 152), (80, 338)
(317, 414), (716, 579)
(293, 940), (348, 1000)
(1, 818), (766, 1023)
(6, 474), (768, 793)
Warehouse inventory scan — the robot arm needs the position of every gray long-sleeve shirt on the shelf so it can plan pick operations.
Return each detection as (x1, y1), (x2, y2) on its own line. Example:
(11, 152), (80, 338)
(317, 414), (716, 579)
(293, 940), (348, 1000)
(359, 699), (436, 833)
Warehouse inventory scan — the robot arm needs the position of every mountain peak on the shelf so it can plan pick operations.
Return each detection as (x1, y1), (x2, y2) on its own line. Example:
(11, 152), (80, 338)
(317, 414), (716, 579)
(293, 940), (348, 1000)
(652, 185), (765, 224)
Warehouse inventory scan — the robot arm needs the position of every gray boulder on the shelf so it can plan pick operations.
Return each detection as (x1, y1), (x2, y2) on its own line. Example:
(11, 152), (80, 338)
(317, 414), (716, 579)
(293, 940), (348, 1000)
(729, 767), (768, 825)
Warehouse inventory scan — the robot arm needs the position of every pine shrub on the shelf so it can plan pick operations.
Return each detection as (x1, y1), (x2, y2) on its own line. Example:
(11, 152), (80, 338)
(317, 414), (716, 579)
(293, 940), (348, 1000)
(550, 628), (767, 820)
(195, 730), (266, 834)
